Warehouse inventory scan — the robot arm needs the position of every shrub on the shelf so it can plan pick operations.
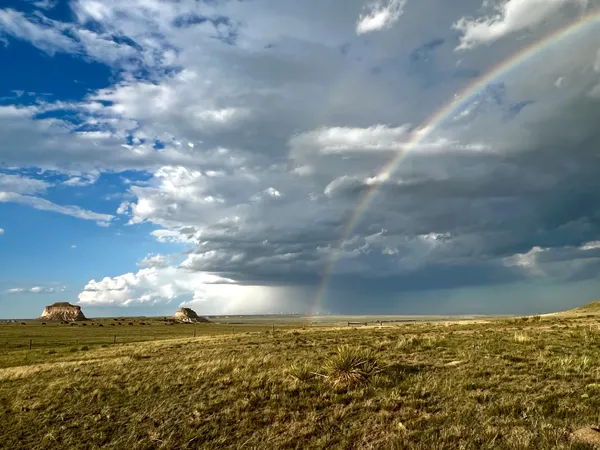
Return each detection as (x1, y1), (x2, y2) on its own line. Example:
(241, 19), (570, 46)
(80, 345), (90, 351)
(288, 363), (314, 383)
(321, 345), (381, 388)
(69, 347), (79, 353)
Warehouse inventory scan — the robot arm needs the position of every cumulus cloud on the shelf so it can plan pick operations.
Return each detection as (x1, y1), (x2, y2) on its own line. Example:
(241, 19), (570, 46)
(356, 0), (407, 35)
(3, 0), (600, 314)
(77, 266), (303, 313)
(453, 0), (586, 50)
(138, 254), (170, 268)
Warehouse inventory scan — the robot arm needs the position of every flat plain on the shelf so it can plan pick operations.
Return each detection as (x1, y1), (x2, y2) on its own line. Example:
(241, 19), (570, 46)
(2, 308), (600, 449)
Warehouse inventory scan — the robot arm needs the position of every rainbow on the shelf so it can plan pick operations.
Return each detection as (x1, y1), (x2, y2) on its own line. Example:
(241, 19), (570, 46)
(312, 10), (600, 314)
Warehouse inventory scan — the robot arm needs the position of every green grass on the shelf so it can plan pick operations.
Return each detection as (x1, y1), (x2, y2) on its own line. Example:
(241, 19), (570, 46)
(1, 316), (600, 448)
(0, 318), (291, 353)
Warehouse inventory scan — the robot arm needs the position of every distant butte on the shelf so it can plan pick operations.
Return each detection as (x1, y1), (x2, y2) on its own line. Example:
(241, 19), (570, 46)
(40, 302), (87, 322)
(173, 307), (210, 323)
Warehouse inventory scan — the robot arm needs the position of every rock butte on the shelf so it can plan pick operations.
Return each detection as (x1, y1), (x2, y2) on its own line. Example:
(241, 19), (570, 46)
(173, 307), (210, 323)
(40, 302), (87, 322)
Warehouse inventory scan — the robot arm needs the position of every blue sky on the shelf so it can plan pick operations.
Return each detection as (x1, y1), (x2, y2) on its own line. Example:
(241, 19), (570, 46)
(2, 0), (600, 318)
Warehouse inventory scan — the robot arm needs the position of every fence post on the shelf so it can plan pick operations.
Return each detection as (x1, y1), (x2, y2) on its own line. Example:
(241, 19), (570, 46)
(113, 335), (117, 344)
(272, 323), (275, 333)
(29, 339), (32, 350)
(194, 328), (197, 337)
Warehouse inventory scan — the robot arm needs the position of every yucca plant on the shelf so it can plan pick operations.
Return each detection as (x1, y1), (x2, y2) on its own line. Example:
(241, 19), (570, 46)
(288, 363), (315, 383)
(320, 345), (382, 388)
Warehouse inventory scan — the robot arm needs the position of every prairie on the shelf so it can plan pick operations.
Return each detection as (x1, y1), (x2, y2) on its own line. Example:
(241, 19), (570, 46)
(1, 310), (600, 449)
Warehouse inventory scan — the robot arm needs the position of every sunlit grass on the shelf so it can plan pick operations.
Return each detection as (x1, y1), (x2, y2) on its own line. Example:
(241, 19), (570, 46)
(2, 315), (600, 448)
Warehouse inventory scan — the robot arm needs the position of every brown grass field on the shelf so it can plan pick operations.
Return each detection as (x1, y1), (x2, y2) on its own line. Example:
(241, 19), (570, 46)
(2, 306), (600, 449)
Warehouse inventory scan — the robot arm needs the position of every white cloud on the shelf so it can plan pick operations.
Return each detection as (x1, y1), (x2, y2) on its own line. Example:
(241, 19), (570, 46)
(6, 288), (23, 294)
(453, 0), (584, 50)
(0, 104), (199, 172)
(0, 192), (114, 223)
(356, 0), (406, 35)
(7, 286), (64, 294)
(116, 201), (130, 215)
(0, 7), (157, 67)
(503, 240), (600, 278)
(324, 175), (363, 197)
(0, 8), (79, 55)
(151, 229), (196, 244)
(251, 187), (282, 201)
(62, 174), (99, 187)
(504, 245), (546, 271)
(77, 266), (299, 314)
(138, 253), (170, 268)
(0, 228), (4, 236)
(291, 125), (410, 155)
(0, 173), (49, 195)
(292, 165), (315, 177)
(33, 0), (57, 10)
(581, 241), (600, 250)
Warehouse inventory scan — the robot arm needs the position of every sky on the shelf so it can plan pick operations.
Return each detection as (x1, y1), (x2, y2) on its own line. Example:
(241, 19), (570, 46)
(2, 0), (600, 318)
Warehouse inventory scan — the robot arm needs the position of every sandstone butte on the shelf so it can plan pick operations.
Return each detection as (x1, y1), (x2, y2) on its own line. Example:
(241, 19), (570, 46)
(40, 302), (87, 322)
(173, 307), (210, 323)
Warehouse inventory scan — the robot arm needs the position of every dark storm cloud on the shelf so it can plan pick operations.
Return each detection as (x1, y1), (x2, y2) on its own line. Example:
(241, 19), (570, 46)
(3, 0), (600, 313)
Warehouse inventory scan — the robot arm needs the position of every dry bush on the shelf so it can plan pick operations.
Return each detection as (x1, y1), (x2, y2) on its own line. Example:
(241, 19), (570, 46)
(320, 345), (381, 388)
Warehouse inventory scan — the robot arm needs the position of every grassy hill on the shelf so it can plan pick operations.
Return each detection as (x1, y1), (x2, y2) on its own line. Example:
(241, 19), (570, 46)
(549, 299), (600, 316)
(569, 300), (600, 313)
(2, 315), (600, 448)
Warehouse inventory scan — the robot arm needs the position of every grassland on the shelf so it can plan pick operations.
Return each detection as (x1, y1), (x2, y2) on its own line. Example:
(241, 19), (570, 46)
(2, 313), (600, 449)
(0, 317), (289, 352)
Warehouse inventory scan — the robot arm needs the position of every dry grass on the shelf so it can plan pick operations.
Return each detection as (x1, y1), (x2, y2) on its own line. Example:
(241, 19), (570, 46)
(2, 315), (600, 448)
(513, 332), (530, 342)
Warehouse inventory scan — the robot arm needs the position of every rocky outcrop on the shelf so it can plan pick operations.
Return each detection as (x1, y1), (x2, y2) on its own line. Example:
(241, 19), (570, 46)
(173, 307), (210, 323)
(40, 302), (87, 322)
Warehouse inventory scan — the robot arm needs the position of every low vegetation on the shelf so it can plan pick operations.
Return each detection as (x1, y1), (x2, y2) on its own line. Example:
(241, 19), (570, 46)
(2, 313), (600, 448)
(320, 345), (382, 388)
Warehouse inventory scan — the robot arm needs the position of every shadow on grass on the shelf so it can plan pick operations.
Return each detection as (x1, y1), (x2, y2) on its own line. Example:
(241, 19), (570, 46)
(386, 362), (435, 378)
